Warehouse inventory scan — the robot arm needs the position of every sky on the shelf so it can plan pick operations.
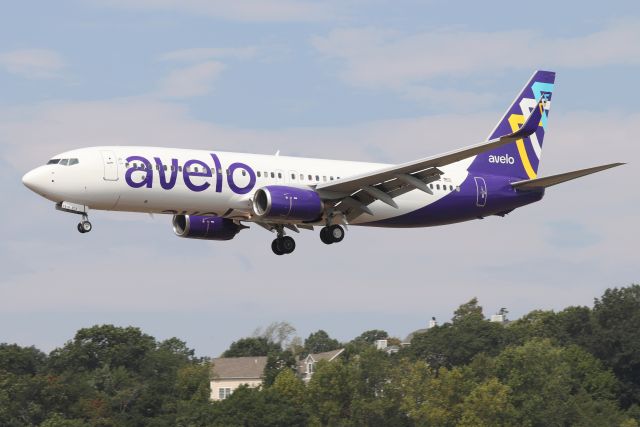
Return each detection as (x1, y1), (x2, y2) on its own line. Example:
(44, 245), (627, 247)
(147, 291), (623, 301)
(1, 0), (639, 357)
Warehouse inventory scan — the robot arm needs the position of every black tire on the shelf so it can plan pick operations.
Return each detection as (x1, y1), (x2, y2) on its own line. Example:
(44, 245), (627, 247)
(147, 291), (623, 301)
(329, 225), (344, 243)
(320, 227), (333, 245)
(77, 223), (85, 233)
(271, 239), (283, 255)
(281, 236), (296, 254)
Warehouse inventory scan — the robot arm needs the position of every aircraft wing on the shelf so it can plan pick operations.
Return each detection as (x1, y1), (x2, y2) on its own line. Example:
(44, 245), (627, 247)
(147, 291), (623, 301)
(510, 163), (624, 190)
(315, 97), (545, 220)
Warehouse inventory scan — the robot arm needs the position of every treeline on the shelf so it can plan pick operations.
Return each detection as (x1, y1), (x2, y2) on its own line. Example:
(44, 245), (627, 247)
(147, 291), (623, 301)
(1, 285), (639, 426)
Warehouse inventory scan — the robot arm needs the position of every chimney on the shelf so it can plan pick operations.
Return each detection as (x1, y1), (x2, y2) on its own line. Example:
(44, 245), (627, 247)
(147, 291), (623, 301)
(428, 317), (437, 329)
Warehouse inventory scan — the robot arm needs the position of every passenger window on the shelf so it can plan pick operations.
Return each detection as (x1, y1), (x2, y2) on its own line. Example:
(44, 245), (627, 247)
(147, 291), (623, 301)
(264, 171), (268, 178)
(59, 159), (69, 166)
(278, 172), (282, 179)
(270, 172), (275, 178)
(69, 158), (79, 166)
(291, 174), (295, 180)
(323, 176), (327, 182)
(315, 175), (319, 181)
(163, 165), (167, 171)
(308, 174), (312, 181)
(330, 176), (334, 180)
(449, 185), (453, 190)
(170, 165), (175, 171)
(257, 171), (261, 177)
(178, 166), (182, 172)
(429, 184), (433, 189)
(300, 174), (304, 180)
(242, 170), (246, 176)
(436, 184), (440, 190)
(195, 167), (199, 173)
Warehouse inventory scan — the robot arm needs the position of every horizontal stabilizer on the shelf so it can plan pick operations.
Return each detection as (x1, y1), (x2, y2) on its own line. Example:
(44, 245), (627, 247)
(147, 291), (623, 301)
(511, 163), (624, 190)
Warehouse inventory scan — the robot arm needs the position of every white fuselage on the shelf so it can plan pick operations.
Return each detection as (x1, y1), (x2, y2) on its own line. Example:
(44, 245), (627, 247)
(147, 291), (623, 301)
(23, 146), (471, 226)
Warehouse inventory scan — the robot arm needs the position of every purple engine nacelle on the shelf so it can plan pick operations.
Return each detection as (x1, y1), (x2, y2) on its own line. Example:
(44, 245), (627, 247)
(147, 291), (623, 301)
(253, 186), (324, 222)
(172, 215), (243, 240)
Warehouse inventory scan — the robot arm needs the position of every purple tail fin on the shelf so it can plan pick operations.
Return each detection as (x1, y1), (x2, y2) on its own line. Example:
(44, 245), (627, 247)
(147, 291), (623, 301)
(469, 70), (555, 179)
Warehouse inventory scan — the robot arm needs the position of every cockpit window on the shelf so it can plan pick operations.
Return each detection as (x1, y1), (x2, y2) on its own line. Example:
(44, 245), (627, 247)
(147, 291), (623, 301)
(47, 158), (79, 166)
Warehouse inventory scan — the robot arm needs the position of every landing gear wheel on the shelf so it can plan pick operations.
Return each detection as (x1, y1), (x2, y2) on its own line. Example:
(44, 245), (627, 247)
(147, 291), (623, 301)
(320, 227), (333, 245)
(280, 236), (296, 254)
(271, 239), (284, 255)
(77, 223), (86, 233)
(81, 221), (92, 233)
(329, 225), (344, 243)
(272, 236), (296, 255)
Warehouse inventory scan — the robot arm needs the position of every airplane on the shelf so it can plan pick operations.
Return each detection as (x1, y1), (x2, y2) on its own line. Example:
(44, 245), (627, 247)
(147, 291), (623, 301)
(22, 70), (623, 255)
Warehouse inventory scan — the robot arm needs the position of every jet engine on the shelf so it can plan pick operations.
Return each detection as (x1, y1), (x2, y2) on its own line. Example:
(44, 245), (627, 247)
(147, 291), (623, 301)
(252, 185), (323, 222)
(172, 215), (243, 240)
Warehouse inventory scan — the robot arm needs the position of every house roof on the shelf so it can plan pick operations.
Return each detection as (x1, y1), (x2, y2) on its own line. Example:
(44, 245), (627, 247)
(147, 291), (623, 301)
(211, 356), (268, 380)
(307, 348), (344, 362)
(297, 348), (344, 375)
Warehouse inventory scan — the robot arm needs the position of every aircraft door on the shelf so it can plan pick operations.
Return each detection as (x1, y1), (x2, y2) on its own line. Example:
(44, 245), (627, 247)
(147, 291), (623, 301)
(100, 150), (118, 181)
(474, 176), (487, 207)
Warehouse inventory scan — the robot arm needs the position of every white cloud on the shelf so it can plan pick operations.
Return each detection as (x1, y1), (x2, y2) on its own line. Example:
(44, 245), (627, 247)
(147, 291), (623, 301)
(312, 21), (640, 102)
(159, 47), (257, 62)
(0, 49), (66, 79)
(155, 60), (225, 98)
(93, 0), (336, 22)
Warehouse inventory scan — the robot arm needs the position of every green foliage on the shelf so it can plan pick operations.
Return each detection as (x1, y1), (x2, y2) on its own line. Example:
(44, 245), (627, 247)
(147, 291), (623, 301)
(411, 298), (504, 368)
(263, 349), (297, 387)
(303, 330), (341, 356)
(1, 284), (640, 426)
(221, 336), (280, 357)
(589, 284), (640, 408)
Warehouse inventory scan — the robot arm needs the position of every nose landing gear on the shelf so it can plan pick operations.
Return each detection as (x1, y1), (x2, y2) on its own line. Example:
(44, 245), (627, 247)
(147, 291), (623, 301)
(77, 214), (92, 234)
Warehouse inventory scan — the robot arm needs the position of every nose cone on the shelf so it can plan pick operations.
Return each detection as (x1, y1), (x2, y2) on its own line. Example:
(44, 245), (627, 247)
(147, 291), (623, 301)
(22, 167), (48, 194)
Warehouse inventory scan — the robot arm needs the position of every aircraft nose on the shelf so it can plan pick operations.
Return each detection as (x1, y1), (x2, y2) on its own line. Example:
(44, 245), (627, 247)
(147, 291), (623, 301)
(22, 167), (48, 193)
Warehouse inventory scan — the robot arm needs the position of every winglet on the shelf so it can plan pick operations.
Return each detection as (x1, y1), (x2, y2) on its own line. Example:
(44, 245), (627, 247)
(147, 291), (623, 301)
(504, 97), (544, 140)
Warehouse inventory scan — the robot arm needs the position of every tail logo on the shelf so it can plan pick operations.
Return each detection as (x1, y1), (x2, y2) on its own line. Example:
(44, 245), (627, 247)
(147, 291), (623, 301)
(489, 154), (515, 165)
(507, 83), (553, 179)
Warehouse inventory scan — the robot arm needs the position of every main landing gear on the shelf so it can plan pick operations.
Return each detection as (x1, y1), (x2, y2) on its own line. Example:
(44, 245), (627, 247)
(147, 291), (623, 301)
(77, 214), (92, 234)
(320, 224), (344, 245)
(271, 226), (296, 255)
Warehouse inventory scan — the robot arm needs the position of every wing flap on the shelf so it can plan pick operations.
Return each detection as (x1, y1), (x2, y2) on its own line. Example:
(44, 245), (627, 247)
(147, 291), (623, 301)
(511, 163), (624, 190)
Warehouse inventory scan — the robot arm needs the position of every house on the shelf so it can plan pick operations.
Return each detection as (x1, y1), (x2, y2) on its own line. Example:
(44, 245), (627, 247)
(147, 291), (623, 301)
(297, 348), (344, 382)
(210, 356), (268, 401)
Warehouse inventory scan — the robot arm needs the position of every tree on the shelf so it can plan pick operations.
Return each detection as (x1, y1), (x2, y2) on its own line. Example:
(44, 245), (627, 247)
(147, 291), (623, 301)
(306, 359), (356, 425)
(491, 338), (625, 426)
(0, 344), (46, 376)
(255, 321), (297, 348)
(411, 298), (504, 368)
(303, 330), (341, 355)
(353, 329), (388, 344)
(263, 349), (297, 387)
(221, 337), (281, 357)
(589, 285), (640, 408)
